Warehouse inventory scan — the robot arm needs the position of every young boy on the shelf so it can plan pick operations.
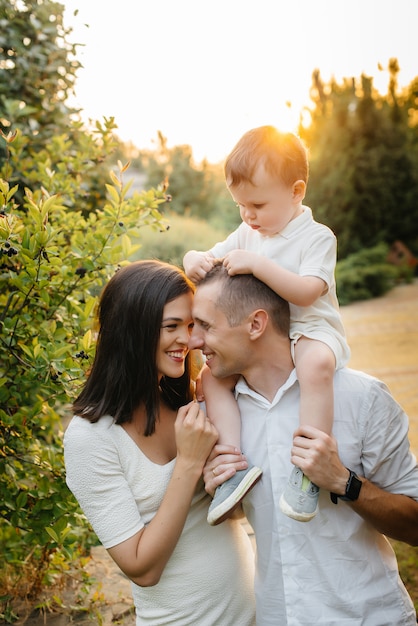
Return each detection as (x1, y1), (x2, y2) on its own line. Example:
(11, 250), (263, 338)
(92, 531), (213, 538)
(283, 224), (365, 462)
(183, 126), (350, 525)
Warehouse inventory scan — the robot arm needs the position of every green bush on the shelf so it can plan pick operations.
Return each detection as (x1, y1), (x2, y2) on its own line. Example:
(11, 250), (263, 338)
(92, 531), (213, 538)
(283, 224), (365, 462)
(0, 127), (169, 620)
(336, 243), (401, 305)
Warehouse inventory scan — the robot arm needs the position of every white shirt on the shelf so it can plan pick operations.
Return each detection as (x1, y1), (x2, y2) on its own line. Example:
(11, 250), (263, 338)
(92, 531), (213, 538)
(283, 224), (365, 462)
(210, 206), (350, 367)
(237, 368), (418, 626)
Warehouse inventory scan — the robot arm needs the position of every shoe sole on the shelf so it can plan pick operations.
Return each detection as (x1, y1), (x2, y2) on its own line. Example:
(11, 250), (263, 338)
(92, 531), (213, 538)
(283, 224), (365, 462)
(279, 494), (318, 522)
(207, 467), (263, 526)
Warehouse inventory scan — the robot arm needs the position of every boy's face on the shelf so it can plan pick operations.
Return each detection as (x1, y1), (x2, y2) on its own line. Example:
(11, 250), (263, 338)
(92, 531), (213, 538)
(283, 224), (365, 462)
(229, 163), (305, 237)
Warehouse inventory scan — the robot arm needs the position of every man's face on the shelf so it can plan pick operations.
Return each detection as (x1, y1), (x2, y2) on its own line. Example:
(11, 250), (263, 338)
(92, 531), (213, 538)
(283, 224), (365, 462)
(189, 281), (249, 379)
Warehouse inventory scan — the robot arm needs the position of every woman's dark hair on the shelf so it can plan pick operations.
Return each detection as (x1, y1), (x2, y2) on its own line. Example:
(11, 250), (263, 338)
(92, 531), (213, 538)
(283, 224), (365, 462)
(72, 260), (196, 435)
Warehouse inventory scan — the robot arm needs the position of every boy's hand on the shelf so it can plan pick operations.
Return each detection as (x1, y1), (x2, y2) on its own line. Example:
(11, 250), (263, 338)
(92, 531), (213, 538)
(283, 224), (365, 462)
(183, 250), (215, 283)
(223, 249), (259, 275)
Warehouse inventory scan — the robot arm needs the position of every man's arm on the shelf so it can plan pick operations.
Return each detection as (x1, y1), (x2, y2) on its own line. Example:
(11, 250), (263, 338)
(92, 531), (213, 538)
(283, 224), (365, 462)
(349, 478), (418, 544)
(292, 425), (418, 546)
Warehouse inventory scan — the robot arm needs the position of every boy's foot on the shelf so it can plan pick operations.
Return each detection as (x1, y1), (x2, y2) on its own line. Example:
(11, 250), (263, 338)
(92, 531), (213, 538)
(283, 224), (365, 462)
(207, 465), (262, 526)
(279, 466), (319, 522)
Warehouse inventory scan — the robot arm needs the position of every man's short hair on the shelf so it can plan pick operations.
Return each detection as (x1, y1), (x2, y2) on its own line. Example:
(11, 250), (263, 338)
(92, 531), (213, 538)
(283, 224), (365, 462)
(199, 262), (290, 337)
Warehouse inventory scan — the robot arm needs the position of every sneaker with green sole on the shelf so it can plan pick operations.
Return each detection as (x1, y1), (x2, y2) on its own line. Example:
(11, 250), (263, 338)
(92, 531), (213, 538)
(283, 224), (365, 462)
(279, 466), (319, 522)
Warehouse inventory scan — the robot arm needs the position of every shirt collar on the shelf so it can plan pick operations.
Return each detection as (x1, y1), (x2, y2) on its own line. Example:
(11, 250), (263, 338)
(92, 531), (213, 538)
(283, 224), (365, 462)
(279, 205), (312, 240)
(235, 369), (298, 407)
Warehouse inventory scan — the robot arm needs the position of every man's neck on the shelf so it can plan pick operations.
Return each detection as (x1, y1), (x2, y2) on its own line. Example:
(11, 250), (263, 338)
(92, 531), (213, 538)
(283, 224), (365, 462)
(241, 354), (294, 403)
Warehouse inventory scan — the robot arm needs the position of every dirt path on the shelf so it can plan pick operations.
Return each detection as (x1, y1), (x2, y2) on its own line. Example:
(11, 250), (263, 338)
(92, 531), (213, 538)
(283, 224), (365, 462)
(340, 279), (418, 456)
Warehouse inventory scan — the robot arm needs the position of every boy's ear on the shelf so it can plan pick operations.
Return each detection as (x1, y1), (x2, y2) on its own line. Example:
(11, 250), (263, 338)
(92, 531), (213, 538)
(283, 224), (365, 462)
(292, 180), (306, 201)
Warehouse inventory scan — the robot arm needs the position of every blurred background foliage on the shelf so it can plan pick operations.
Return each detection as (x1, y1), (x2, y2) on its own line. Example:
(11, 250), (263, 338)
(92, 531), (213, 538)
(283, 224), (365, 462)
(0, 0), (417, 621)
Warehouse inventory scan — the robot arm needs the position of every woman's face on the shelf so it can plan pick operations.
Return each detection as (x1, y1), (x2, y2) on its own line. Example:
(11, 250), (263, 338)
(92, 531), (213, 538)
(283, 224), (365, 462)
(157, 292), (195, 380)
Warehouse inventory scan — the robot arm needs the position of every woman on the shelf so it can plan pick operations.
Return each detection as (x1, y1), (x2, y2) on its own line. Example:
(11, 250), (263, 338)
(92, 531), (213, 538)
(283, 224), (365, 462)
(64, 260), (256, 625)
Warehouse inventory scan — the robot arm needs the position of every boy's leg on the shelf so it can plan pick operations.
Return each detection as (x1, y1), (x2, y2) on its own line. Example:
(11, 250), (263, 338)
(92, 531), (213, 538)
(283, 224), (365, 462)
(295, 338), (335, 435)
(202, 365), (242, 447)
(202, 365), (262, 525)
(279, 338), (335, 522)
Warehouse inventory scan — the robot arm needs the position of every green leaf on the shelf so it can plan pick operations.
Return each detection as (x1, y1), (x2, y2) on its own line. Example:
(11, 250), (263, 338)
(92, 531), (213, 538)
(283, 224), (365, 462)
(45, 527), (60, 543)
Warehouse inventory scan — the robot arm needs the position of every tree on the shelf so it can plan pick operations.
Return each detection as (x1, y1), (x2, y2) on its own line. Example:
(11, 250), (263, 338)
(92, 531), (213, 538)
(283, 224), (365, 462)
(0, 0), (112, 212)
(300, 61), (418, 259)
(142, 132), (239, 230)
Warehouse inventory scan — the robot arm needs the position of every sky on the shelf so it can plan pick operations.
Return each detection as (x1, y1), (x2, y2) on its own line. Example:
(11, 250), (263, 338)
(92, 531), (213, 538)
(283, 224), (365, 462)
(61, 0), (417, 163)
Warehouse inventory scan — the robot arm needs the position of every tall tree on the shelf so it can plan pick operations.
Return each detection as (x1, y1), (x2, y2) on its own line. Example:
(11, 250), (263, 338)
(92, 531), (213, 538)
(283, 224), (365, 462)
(0, 0), (79, 140)
(0, 0), (115, 212)
(143, 132), (239, 230)
(300, 61), (418, 259)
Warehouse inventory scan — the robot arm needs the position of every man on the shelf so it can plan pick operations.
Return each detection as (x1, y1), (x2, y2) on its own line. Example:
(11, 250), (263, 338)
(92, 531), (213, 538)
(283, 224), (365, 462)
(189, 263), (418, 626)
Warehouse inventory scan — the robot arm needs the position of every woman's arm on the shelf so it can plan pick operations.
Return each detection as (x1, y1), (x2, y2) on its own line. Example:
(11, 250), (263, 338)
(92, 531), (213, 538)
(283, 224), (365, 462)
(108, 402), (218, 586)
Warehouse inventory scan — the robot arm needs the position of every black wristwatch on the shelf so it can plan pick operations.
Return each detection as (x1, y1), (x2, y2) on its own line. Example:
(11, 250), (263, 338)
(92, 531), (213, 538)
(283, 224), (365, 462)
(330, 469), (362, 504)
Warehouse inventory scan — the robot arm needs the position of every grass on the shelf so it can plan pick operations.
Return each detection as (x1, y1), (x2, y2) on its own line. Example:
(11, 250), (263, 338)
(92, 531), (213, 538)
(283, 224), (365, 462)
(391, 540), (418, 613)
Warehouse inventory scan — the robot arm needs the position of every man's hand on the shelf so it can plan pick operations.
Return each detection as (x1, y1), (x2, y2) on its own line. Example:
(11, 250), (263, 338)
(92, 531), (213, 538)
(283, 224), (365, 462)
(203, 444), (248, 496)
(290, 425), (349, 495)
(292, 426), (418, 545)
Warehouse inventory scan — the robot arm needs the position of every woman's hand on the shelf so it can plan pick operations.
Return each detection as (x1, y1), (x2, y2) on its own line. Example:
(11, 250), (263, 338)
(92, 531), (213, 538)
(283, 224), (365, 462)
(175, 402), (218, 474)
(203, 444), (249, 496)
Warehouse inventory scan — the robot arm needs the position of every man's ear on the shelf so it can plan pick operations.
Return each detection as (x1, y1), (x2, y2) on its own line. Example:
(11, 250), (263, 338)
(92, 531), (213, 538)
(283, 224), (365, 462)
(292, 180), (306, 202)
(248, 309), (269, 340)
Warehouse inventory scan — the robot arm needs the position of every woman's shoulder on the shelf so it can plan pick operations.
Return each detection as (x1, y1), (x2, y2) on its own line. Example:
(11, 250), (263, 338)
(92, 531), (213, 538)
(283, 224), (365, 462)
(64, 414), (116, 448)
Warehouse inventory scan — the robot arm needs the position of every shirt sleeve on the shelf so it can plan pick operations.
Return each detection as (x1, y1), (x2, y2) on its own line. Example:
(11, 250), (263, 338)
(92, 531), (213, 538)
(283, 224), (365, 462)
(359, 378), (418, 500)
(64, 417), (145, 548)
(299, 226), (337, 288)
(209, 224), (245, 258)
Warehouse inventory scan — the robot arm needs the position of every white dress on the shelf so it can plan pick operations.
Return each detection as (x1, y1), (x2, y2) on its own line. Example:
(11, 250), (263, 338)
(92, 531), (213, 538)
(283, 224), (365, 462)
(64, 415), (256, 626)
